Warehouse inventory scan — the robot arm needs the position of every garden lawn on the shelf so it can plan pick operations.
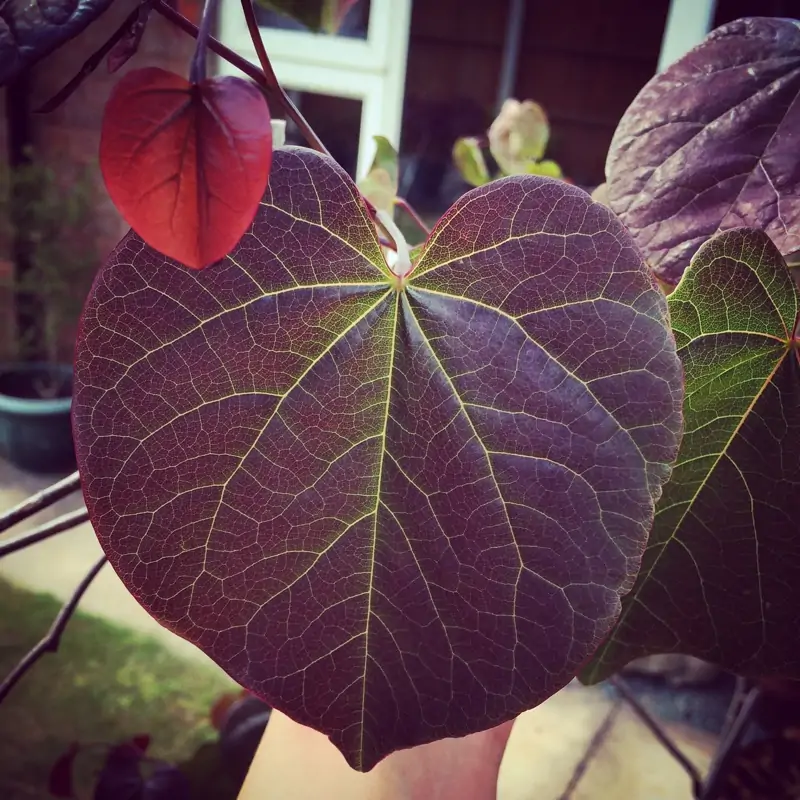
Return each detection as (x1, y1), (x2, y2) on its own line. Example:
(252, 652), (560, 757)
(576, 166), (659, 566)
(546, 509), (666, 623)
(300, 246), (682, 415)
(0, 577), (236, 799)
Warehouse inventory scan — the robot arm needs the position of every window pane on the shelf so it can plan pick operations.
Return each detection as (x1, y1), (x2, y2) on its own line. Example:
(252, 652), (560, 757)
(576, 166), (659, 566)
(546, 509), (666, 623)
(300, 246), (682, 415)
(254, 1), (371, 40)
(284, 92), (362, 179)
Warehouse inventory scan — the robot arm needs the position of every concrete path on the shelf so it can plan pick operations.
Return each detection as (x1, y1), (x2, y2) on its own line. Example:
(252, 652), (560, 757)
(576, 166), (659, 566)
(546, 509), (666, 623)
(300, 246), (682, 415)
(0, 457), (224, 671)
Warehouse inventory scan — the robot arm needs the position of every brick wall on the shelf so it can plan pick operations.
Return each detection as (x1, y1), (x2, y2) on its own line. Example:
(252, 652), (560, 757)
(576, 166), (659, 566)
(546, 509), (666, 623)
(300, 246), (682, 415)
(1, 1), (194, 361)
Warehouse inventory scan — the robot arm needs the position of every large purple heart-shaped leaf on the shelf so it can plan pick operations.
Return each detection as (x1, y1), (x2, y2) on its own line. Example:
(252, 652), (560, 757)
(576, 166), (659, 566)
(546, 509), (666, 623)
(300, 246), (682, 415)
(72, 147), (683, 770)
(606, 17), (800, 285)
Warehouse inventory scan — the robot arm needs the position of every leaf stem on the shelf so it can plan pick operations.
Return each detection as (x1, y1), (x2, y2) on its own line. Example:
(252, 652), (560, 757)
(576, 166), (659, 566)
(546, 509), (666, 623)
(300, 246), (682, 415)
(377, 209), (411, 278)
(189, 0), (220, 84)
(153, 0), (328, 156)
(396, 197), (431, 238)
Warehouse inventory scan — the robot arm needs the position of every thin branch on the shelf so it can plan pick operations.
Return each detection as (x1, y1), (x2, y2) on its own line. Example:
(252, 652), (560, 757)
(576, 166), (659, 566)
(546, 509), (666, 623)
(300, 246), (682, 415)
(700, 687), (761, 800)
(0, 508), (89, 559)
(0, 472), (81, 535)
(610, 676), (704, 799)
(35, 2), (150, 114)
(152, 0), (329, 156)
(718, 676), (749, 742)
(396, 197), (431, 238)
(238, 0), (328, 157)
(0, 555), (107, 704)
(559, 699), (623, 799)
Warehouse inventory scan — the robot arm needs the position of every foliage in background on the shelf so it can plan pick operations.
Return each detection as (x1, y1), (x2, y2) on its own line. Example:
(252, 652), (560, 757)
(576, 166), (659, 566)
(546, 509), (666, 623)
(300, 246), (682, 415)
(453, 99), (566, 187)
(0, 578), (234, 800)
(0, 154), (98, 371)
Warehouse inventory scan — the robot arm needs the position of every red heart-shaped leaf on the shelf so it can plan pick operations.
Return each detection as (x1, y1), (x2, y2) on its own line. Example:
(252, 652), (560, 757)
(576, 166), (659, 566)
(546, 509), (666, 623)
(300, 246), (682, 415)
(100, 67), (272, 269)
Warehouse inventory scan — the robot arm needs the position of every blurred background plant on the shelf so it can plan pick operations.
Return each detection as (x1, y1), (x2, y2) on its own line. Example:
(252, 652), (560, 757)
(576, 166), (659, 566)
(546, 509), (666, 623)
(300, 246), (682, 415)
(453, 98), (567, 187)
(0, 150), (98, 397)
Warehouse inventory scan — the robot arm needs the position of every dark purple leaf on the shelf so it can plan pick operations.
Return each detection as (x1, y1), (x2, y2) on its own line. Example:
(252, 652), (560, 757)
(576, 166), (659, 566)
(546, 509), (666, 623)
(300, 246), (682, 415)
(142, 764), (192, 800)
(0, 0), (115, 85)
(606, 17), (800, 285)
(48, 742), (80, 798)
(107, 4), (152, 74)
(130, 735), (151, 755)
(94, 741), (146, 800)
(72, 147), (683, 770)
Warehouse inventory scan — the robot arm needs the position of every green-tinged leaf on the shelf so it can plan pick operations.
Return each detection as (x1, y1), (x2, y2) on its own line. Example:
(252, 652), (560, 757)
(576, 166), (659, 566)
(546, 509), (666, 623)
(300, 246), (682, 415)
(521, 159), (563, 179)
(0, 0), (114, 85)
(489, 99), (551, 174)
(452, 137), (491, 187)
(73, 148), (682, 772)
(255, 0), (359, 34)
(358, 136), (398, 214)
(583, 228), (800, 684)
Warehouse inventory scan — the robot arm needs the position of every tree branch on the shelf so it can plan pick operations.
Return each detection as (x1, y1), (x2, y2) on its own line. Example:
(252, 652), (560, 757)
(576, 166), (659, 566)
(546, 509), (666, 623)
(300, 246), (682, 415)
(237, 0), (327, 157)
(35, 2), (151, 114)
(0, 555), (107, 704)
(610, 676), (704, 799)
(0, 508), (89, 559)
(0, 472), (81, 535)
(699, 686), (761, 800)
(558, 699), (623, 799)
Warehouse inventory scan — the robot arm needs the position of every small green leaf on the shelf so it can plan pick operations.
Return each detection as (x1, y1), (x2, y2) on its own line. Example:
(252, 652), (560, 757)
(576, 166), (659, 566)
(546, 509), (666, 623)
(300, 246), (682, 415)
(488, 99), (551, 174)
(583, 228), (800, 684)
(522, 159), (563, 179)
(358, 136), (399, 214)
(452, 137), (491, 187)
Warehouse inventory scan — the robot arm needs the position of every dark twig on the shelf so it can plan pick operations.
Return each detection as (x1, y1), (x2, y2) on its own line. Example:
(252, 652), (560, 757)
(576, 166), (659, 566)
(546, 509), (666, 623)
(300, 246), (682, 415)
(35, 2), (150, 113)
(719, 676), (749, 742)
(0, 472), (81, 535)
(236, 0), (330, 155)
(152, 0), (329, 157)
(700, 686), (762, 800)
(238, 0), (329, 158)
(396, 197), (431, 238)
(0, 508), (90, 559)
(0, 555), (107, 704)
(610, 676), (704, 799)
(559, 698), (623, 799)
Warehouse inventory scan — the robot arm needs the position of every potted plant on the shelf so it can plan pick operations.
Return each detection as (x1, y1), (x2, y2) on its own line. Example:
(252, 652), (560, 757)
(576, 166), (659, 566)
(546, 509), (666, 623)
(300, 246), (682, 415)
(0, 153), (98, 474)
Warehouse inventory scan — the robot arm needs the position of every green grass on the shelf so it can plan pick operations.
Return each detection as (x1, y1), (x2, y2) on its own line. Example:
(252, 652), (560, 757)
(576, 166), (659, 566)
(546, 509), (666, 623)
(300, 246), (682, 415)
(0, 577), (236, 799)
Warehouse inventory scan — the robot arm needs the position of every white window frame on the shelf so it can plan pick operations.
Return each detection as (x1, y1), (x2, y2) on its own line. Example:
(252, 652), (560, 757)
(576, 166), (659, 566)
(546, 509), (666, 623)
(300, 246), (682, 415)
(657, 0), (717, 73)
(216, 0), (412, 180)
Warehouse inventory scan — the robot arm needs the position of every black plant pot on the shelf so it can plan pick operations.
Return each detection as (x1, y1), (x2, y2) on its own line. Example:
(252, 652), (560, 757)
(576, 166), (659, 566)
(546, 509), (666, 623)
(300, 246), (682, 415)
(0, 363), (76, 474)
